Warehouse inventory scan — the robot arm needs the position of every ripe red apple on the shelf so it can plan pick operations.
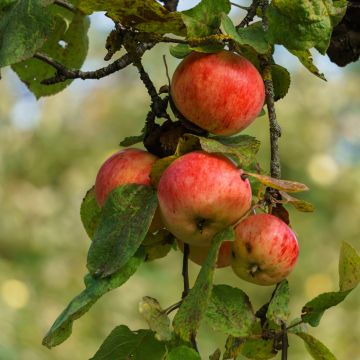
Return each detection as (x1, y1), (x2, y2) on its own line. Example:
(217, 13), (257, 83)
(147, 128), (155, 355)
(171, 50), (265, 136)
(177, 239), (232, 268)
(231, 214), (299, 285)
(157, 151), (252, 247)
(95, 148), (162, 232)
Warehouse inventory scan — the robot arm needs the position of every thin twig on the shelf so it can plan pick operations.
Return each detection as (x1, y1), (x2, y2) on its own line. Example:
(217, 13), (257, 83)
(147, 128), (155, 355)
(236, 0), (260, 29)
(162, 55), (171, 86)
(281, 323), (289, 360)
(286, 319), (304, 331)
(230, 2), (250, 11)
(182, 243), (190, 299)
(54, 0), (76, 12)
(165, 300), (182, 314)
(35, 42), (155, 85)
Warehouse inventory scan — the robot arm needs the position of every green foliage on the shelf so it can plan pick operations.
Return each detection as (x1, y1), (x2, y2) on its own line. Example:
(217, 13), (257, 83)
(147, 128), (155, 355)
(279, 191), (315, 213)
(266, 280), (290, 326)
(90, 325), (166, 360)
(43, 250), (145, 348)
(339, 242), (360, 291)
(176, 134), (260, 168)
(78, 0), (185, 36)
(270, 64), (291, 101)
(205, 285), (256, 337)
(241, 337), (277, 360)
(302, 241), (360, 326)
(221, 15), (269, 54)
(173, 228), (234, 342)
(181, 0), (230, 38)
(294, 332), (337, 360)
(80, 186), (101, 239)
(150, 155), (179, 187)
(267, 0), (347, 54)
(138, 296), (172, 341)
(0, 0), (54, 67)
(169, 44), (192, 59)
(166, 345), (201, 360)
(87, 184), (158, 277)
(12, 9), (89, 98)
(142, 229), (174, 261)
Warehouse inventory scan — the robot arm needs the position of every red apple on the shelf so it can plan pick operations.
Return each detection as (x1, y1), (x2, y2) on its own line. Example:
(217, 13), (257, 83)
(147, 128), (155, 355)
(231, 214), (299, 285)
(171, 50), (265, 136)
(95, 148), (162, 233)
(177, 239), (232, 268)
(95, 148), (158, 206)
(157, 151), (252, 247)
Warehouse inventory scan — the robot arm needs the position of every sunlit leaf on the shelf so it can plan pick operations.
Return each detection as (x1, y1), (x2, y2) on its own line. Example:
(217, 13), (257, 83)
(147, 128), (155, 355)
(339, 242), (360, 292)
(87, 184), (158, 277)
(78, 0), (185, 36)
(289, 49), (326, 81)
(246, 173), (309, 192)
(138, 297), (172, 341)
(279, 191), (315, 212)
(294, 332), (337, 360)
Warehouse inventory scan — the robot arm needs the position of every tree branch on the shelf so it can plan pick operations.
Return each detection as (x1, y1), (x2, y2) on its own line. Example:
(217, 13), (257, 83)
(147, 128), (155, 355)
(236, 0), (260, 29)
(182, 243), (190, 299)
(35, 42), (155, 85)
(281, 323), (288, 360)
(53, 0), (76, 12)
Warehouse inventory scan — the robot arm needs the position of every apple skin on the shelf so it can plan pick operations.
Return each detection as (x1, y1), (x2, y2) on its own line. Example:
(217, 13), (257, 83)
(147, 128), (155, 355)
(157, 151), (252, 247)
(177, 239), (232, 268)
(231, 214), (299, 286)
(171, 50), (265, 136)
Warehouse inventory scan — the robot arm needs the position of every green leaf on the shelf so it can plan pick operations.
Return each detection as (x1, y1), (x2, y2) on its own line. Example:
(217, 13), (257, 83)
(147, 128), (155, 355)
(221, 15), (269, 54)
(270, 64), (290, 101)
(87, 184), (158, 278)
(266, 280), (290, 326)
(267, 0), (347, 54)
(223, 336), (244, 360)
(142, 229), (174, 261)
(170, 44), (192, 59)
(176, 134), (260, 168)
(301, 290), (351, 327)
(119, 134), (144, 147)
(339, 242), (360, 291)
(90, 325), (166, 360)
(279, 191), (315, 212)
(80, 186), (102, 239)
(12, 9), (89, 98)
(241, 338), (277, 360)
(205, 285), (256, 337)
(166, 346), (201, 360)
(78, 0), (185, 36)
(246, 173), (309, 192)
(173, 228), (234, 342)
(294, 332), (337, 360)
(138, 297), (172, 341)
(0, 0), (55, 67)
(150, 155), (179, 188)
(42, 250), (145, 348)
(289, 49), (326, 81)
(182, 0), (231, 38)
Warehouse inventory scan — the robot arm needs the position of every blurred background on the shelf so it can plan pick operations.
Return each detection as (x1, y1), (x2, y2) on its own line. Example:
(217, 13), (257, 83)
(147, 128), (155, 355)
(0, 2), (359, 359)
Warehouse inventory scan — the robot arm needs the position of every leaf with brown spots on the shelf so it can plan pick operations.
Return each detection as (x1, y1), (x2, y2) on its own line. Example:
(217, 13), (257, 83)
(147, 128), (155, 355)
(279, 191), (315, 213)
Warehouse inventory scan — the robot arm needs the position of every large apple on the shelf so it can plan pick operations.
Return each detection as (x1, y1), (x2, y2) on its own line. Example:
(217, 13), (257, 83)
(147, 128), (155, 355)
(231, 214), (299, 285)
(177, 239), (232, 268)
(157, 151), (252, 247)
(171, 50), (265, 136)
(95, 148), (162, 232)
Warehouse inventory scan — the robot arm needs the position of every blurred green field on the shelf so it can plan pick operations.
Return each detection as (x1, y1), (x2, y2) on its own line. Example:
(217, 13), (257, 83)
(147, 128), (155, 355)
(0, 9), (359, 360)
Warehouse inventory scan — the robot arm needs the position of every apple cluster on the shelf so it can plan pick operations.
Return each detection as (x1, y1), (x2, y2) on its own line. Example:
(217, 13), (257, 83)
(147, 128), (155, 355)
(94, 51), (299, 286)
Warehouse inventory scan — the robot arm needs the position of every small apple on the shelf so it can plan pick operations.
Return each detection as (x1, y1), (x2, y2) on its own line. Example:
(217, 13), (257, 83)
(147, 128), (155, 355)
(177, 239), (232, 268)
(157, 151), (252, 247)
(95, 148), (162, 232)
(171, 50), (265, 136)
(231, 214), (299, 285)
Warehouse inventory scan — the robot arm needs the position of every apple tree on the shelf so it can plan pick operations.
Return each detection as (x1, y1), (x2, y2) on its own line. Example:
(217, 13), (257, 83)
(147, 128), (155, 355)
(1, 0), (359, 359)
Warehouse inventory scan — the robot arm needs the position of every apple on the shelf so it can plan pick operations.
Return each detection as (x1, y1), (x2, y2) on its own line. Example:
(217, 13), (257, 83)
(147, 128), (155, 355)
(177, 239), (232, 268)
(95, 148), (162, 232)
(231, 214), (299, 285)
(171, 50), (265, 136)
(157, 151), (252, 247)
